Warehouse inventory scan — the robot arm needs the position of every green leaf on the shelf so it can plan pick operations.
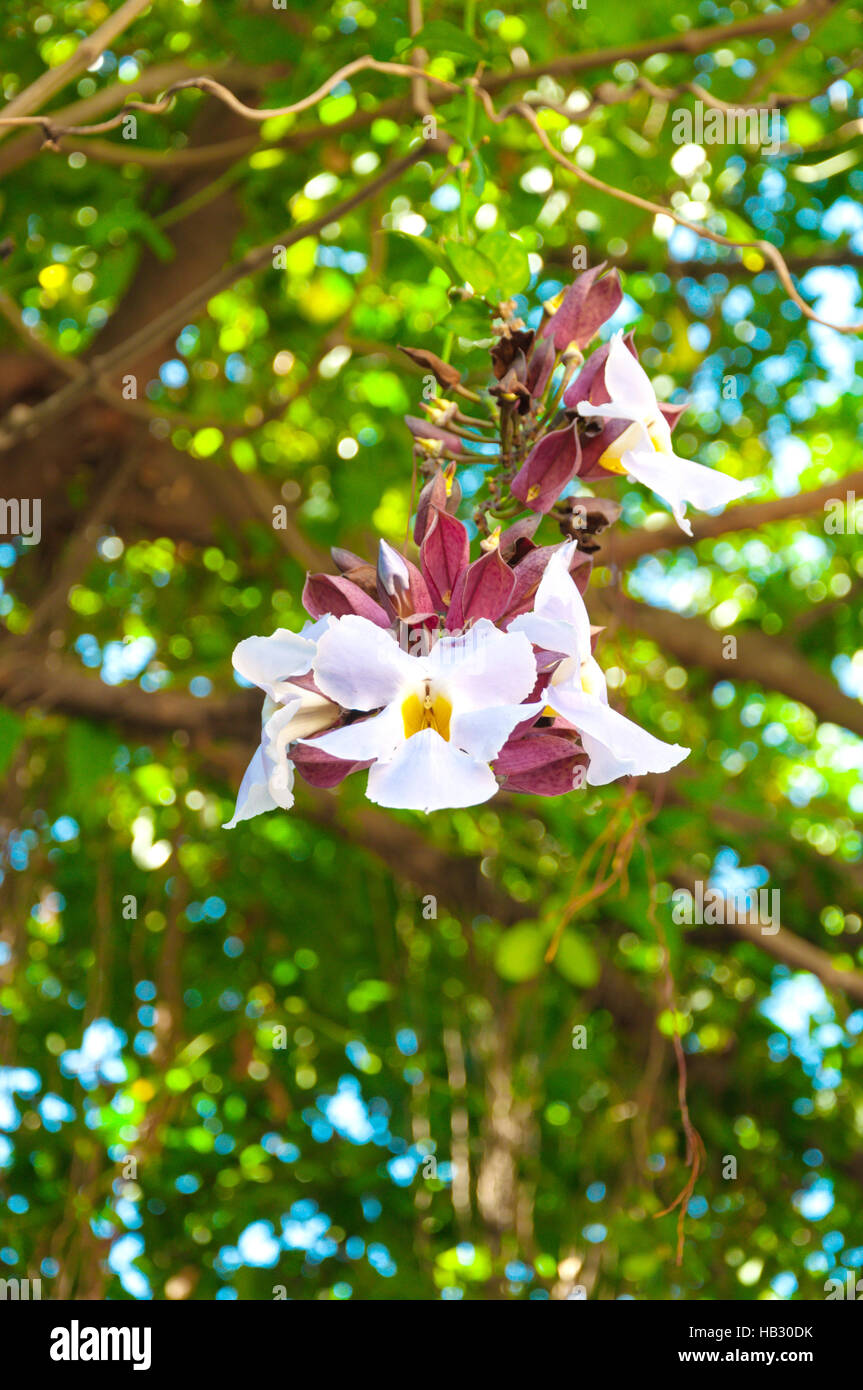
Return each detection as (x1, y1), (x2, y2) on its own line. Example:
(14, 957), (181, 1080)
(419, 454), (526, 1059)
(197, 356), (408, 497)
(622, 1252), (661, 1281)
(347, 979), (394, 1013)
(494, 924), (546, 982)
(387, 230), (452, 276)
(133, 762), (174, 804)
(720, 209), (759, 245)
(785, 108), (824, 145)
(444, 242), (498, 296)
(395, 20), (485, 63)
(89, 208), (175, 262)
(553, 931), (600, 988)
(221, 14), (301, 61)
(441, 296), (493, 340)
(477, 230), (532, 295)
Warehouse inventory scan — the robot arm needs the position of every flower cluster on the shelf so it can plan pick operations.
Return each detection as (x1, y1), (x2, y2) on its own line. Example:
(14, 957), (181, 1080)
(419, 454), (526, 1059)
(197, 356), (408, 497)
(226, 517), (688, 821)
(226, 264), (749, 821)
(405, 262), (750, 537)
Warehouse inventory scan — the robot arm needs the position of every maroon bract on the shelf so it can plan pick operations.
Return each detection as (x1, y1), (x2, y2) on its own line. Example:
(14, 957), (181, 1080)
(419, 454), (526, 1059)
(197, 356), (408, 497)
(494, 728), (588, 796)
(446, 545), (516, 629)
(303, 572), (390, 627)
(420, 506), (470, 609)
(540, 262), (623, 352)
(511, 423), (581, 512)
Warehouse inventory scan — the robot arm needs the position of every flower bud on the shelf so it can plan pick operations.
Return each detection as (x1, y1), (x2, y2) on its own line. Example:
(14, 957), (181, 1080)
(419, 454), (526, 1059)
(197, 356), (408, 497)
(377, 539), (413, 616)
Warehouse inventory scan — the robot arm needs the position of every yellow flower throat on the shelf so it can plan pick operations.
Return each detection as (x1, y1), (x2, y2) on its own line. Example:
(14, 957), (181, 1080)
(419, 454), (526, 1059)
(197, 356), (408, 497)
(599, 423), (665, 474)
(402, 686), (452, 741)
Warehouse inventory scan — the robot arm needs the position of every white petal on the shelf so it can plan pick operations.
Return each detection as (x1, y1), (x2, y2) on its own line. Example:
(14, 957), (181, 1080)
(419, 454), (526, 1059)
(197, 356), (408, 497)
(223, 745), (282, 828)
(366, 728), (498, 812)
(263, 696), (302, 742)
(233, 628), (318, 700)
(576, 400), (641, 424)
(578, 653), (608, 701)
(261, 703), (301, 808)
(603, 331), (657, 414)
(511, 541), (591, 659)
(300, 616), (334, 642)
(550, 685), (688, 785)
(274, 689), (340, 743)
(452, 701), (545, 762)
(225, 698), (308, 827)
(429, 618), (537, 710)
(508, 611), (576, 658)
(552, 654), (580, 687)
(302, 705), (404, 763)
(622, 448), (751, 535)
(313, 616), (418, 710)
(268, 757), (295, 809)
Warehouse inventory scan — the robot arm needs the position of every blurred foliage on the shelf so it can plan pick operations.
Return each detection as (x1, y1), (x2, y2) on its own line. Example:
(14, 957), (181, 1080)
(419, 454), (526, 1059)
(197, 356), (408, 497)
(1, 0), (863, 1302)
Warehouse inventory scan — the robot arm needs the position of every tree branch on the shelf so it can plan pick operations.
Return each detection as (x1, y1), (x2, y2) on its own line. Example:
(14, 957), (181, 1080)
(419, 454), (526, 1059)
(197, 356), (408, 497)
(0, 647), (260, 737)
(0, 0), (151, 133)
(673, 875), (863, 1005)
(595, 470), (863, 567)
(0, 143), (437, 452)
(591, 589), (863, 739)
(482, 0), (831, 93)
(0, 63), (271, 176)
(5, 648), (862, 1016)
(0, 61), (459, 141)
(0, 0), (831, 159)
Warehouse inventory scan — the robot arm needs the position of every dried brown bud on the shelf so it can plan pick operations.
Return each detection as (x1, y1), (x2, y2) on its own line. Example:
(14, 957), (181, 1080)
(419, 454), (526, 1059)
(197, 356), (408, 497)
(491, 329), (534, 380)
(558, 495), (622, 546)
(398, 345), (462, 391)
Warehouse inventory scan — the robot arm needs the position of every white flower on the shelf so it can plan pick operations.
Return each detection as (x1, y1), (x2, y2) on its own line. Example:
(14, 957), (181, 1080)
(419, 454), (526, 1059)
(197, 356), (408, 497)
(224, 619), (339, 827)
(577, 332), (751, 535)
(302, 615), (542, 813)
(509, 542), (689, 785)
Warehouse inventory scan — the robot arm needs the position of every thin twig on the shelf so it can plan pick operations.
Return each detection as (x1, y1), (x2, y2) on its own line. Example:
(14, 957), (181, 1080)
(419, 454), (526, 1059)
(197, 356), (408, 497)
(0, 0), (151, 132)
(0, 60), (460, 140)
(520, 57), (862, 127)
(472, 87), (862, 335)
(544, 786), (643, 963)
(643, 837), (706, 1267)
